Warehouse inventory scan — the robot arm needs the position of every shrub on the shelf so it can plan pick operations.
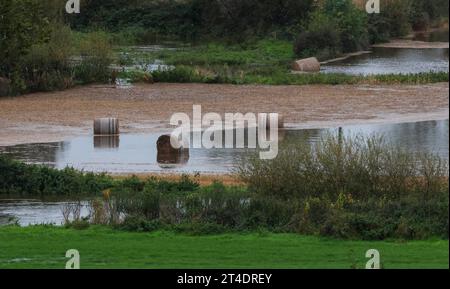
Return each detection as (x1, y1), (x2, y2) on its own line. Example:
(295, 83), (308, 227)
(376, 0), (411, 38)
(66, 220), (90, 230)
(294, 0), (369, 59)
(294, 13), (342, 60)
(171, 222), (229, 235)
(19, 25), (75, 93)
(0, 155), (113, 196)
(237, 133), (449, 202)
(118, 216), (162, 232)
(74, 31), (113, 84)
(0, 0), (53, 94)
(184, 181), (248, 227)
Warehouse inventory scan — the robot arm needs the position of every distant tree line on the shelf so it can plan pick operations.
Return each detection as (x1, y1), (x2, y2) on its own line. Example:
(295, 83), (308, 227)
(68, 0), (315, 42)
(68, 0), (448, 41)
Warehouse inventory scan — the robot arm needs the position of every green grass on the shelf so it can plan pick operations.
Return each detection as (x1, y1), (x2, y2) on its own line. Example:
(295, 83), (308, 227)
(0, 226), (448, 269)
(114, 39), (449, 86)
(118, 39), (294, 67)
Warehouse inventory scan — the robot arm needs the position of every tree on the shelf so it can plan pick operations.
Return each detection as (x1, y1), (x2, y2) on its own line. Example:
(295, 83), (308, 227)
(0, 0), (53, 89)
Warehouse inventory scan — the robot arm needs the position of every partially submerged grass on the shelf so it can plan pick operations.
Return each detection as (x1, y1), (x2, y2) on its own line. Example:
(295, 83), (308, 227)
(117, 39), (294, 67)
(115, 39), (449, 85)
(121, 66), (449, 86)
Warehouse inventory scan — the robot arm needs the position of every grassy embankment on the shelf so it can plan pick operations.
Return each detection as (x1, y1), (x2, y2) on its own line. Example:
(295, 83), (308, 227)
(0, 226), (448, 269)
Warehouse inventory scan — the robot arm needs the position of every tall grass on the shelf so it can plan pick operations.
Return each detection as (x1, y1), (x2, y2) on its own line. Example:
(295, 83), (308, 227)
(73, 31), (113, 84)
(149, 66), (448, 85)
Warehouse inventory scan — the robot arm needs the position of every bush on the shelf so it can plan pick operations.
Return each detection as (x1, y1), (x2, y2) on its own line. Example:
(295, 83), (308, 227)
(369, 0), (411, 41)
(294, 0), (369, 59)
(66, 220), (90, 230)
(294, 13), (342, 60)
(237, 133), (449, 201)
(184, 181), (248, 227)
(0, 155), (113, 196)
(19, 25), (74, 93)
(171, 222), (229, 235)
(74, 31), (113, 84)
(0, 0), (53, 94)
(118, 216), (162, 232)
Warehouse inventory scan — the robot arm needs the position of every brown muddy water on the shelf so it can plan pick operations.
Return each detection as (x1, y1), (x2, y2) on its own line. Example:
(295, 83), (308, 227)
(0, 120), (448, 226)
(0, 120), (448, 174)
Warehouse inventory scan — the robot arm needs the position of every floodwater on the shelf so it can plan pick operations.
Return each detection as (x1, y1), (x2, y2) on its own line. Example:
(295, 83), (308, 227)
(0, 120), (448, 226)
(322, 29), (449, 75)
(0, 200), (89, 226)
(321, 47), (449, 75)
(0, 120), (448, 174)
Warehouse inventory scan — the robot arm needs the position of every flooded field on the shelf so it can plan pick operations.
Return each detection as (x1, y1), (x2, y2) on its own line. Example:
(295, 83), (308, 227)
(0, 200), (89, 226)
(0, 120), (448, 174)
(1, 119), (448, 226)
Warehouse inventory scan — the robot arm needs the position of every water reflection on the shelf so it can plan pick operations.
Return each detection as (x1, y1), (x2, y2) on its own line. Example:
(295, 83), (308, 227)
(0, 120), (448, 174)
(0, 142), (66, 168)
(0, 199), (89, 226)
(94, 136), (120, 149)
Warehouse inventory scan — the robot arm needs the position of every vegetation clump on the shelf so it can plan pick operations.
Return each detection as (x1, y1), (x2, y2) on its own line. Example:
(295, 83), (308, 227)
(3, 133), (446, 240)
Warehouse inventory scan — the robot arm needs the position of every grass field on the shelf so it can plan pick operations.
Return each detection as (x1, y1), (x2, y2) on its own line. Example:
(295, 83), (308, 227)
(0, 226), (448, 269)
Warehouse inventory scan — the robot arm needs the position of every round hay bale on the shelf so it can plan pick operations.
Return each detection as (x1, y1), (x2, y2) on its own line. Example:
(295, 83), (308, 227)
(157, 134), (189, 165)
(0, 77), (11, 97)
(93, 118), (120, 136)
(292, 57), (320, 72)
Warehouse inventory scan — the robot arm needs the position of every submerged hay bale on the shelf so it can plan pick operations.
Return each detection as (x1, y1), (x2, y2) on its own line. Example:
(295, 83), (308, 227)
(292, 57), (320, 72)
(93, 118), (120, 136)
(157, 134), (189, 165)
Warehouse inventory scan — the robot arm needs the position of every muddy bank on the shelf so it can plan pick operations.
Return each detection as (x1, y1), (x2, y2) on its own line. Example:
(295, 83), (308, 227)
(0, 83), (448, 146)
